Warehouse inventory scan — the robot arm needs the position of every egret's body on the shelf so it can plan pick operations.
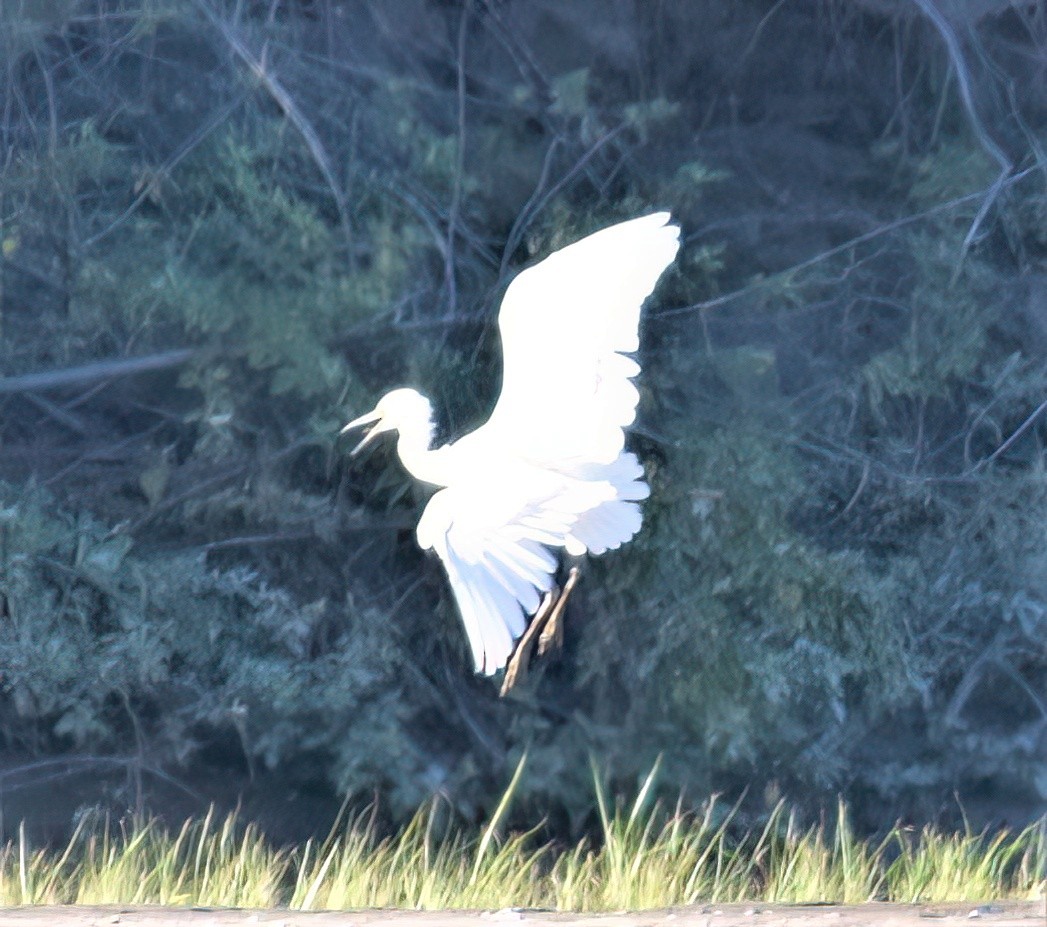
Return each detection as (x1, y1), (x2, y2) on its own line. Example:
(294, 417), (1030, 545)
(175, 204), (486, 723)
(345, 213), (680, 679)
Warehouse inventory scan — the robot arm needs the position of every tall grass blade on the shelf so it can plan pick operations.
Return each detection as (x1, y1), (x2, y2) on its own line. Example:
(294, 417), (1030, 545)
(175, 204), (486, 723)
(470, 751), (527, 886)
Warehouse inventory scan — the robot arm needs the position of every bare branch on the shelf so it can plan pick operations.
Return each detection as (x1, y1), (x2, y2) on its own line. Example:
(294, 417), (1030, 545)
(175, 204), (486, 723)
(975, 395), (1047, 471)
(909, 0), (1013, 274)
(444, 1), (472, 319)
(0, 348), (193, 395)
(83, 95), (246, 249)
(499, 125), (627, 280)
(659, 164), (1041, 319)
(192, 0), (353, 250)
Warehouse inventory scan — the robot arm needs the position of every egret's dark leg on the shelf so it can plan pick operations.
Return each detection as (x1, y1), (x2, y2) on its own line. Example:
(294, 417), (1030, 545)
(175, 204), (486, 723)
(538, 566), (579, 656)
(500, 586), (558, 696)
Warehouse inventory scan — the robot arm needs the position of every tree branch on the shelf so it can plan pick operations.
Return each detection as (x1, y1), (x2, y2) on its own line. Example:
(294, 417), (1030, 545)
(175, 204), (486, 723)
(0, 348), (193, 395)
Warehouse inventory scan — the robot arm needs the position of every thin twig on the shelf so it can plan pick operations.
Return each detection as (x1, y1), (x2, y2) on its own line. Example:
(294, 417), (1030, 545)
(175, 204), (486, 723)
(659, 164), (1040, 319)
(83, 95), (246, 249)
(21, 392), (89, 435)
(477, 0), (554, 107)
(499, 125), (626, 281)
(943, 627), (1007, 728)
(975, 396), (1047, 471)
(909, 0), (1012, 275)
(128, 464), (249, 533)
(202, 531), (316, 552)
(193, 0), (353, 251)
(444, 0), (472, 318)
(837, 459), (872, 521)
(0, 755), (204, 803)
(498, 135), (561, 279)
(42, 422), (167, 489)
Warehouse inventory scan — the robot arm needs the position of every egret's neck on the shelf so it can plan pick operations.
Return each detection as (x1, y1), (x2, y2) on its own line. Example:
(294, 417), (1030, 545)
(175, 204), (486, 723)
(395, 411), (448, 487)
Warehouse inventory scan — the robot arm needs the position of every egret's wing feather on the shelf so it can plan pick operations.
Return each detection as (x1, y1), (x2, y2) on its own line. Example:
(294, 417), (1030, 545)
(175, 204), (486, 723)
(417, 475), (613, 674)
(479, 213), (679, 466)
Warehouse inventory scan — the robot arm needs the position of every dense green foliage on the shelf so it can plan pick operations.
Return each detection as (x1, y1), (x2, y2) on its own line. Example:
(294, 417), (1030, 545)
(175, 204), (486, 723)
(1, 0), (1045, 835)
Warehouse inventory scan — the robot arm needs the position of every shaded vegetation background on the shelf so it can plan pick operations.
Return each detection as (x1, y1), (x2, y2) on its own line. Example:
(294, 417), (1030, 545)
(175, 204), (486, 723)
(1, 0), (1045, 841)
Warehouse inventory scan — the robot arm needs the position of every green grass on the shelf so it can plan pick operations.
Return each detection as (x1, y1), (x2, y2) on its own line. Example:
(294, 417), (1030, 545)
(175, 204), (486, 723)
(0, 760), (1042, 910)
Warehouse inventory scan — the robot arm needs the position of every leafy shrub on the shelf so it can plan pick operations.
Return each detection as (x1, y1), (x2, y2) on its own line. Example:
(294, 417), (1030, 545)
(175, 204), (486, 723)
(0, 0), (1045, 834)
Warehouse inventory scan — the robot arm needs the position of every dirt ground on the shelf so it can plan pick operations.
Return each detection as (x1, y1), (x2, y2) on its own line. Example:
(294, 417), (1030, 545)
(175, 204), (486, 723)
(0, 902), (1040, 927)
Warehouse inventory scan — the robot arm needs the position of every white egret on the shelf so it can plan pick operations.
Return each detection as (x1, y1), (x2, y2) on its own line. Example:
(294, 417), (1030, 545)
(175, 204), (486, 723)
(343, 213), (679, 692)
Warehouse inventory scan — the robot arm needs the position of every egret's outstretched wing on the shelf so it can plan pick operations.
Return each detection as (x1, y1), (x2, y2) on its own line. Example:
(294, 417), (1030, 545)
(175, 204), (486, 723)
(478, 213), (679, 466)
(416, 473), (615, 673)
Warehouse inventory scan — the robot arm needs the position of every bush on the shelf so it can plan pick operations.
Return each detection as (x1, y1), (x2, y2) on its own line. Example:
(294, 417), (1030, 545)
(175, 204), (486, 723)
(1, 0), (1045, 833)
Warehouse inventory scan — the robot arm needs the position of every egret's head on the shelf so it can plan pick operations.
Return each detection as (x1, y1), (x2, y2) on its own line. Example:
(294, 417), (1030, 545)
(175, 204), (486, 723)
(341, 388), (433, 455)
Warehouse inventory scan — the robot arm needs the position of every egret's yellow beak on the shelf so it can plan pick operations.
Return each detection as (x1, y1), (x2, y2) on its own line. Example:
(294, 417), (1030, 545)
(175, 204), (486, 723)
(340, 408), (387, 456)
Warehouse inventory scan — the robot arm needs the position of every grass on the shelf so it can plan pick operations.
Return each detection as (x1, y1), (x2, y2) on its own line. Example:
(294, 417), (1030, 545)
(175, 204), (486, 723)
(0, 759), (1042, 910)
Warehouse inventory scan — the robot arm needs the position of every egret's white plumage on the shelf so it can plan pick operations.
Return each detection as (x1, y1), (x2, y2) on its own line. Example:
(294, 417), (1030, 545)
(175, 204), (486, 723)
(344, 213), (680, 675)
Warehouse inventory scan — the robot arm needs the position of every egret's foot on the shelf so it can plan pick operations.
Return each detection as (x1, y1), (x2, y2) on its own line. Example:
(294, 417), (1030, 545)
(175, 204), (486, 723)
(500, 586), (557, 697)
(538, 567), (578, 656)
